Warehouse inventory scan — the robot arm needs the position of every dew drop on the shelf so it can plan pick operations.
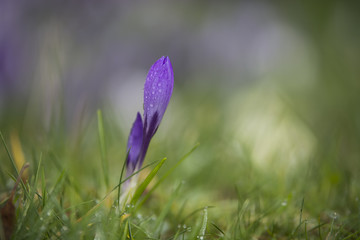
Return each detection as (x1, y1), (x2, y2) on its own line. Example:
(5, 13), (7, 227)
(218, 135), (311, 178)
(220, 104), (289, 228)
(150, 104), (153, 108)
(329, 211), (338, 219)
(152, 91), (155, 95)
(125, 203), (134, 211)
(158, 83), (161, 87)
(158, 89), (162, 93)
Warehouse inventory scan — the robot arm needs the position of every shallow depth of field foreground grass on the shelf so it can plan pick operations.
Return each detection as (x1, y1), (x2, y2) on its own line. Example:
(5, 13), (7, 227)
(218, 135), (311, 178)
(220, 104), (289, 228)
(1, 79), (360, 239)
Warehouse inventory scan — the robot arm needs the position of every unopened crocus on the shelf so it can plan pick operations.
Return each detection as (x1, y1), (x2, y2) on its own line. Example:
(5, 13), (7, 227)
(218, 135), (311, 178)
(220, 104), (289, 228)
(126, 56), (174, 177)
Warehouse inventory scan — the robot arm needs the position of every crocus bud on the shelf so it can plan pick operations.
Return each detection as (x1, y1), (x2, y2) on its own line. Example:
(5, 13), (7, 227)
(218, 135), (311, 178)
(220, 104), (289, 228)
(126, 56), (174, 174)
(143, 56), (174, 137)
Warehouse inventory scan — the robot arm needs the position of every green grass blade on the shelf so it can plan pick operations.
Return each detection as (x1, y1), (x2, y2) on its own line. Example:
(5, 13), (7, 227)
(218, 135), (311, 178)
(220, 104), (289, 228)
(211, 222), (225, 237)
(117, 150), (129, 208)
(181, 206), (215, 223)
(137, 143), (199, 209)
(97, 109), (109, 189)
(41, 168), (47, 208)
(0, 131), (19, 176)
(292, 197), (305, 237)
(130, 157), (167, 206)
(112, 158), (162, 193)
(128, 220), (134, 240)
(77, 159), (160, 222)
(32, 153), (43, 197)
(199, 207), (208, 237)
(155, 182), (183, 231)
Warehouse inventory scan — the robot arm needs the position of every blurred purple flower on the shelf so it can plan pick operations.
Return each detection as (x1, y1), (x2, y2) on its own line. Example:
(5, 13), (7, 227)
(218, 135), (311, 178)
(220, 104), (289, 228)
(126, 56), (174, 175)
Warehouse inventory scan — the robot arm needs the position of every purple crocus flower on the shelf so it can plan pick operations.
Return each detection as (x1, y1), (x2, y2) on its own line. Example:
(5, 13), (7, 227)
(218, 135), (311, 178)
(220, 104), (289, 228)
(126, 56), (174, 176)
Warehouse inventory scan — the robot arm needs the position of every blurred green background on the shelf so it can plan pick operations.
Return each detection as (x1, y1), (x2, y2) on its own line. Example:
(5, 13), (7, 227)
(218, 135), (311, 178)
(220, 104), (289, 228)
(1, 0), (360, 238)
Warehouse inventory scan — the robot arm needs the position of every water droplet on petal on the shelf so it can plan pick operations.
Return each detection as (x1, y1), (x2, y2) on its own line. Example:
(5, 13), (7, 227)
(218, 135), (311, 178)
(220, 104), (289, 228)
(150, 104), (153, 107)
(158, 83), (161, 86)
(158, 89), (162, 93)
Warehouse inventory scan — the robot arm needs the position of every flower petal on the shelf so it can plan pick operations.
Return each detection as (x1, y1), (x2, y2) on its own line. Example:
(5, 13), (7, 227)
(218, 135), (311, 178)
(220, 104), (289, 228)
(137, 111), (158, 168)
(143, 56), (174, 136)
(126, 112), (143, 173)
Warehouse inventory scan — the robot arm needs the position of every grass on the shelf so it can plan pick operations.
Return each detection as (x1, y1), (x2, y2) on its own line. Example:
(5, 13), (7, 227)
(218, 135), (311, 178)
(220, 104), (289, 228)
(1, 81), (360, 239)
